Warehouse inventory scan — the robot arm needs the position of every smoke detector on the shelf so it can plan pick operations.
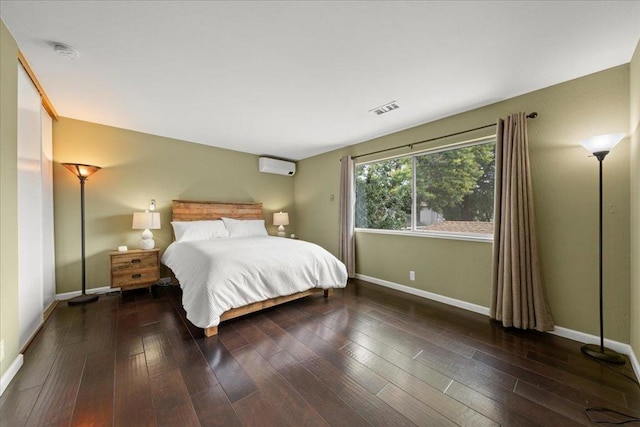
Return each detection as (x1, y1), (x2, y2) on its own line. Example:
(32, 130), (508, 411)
(53, 43), (79, 60)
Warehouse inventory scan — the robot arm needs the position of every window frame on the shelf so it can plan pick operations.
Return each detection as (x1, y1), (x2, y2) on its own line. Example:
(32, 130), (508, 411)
(354, 136), (496, 243)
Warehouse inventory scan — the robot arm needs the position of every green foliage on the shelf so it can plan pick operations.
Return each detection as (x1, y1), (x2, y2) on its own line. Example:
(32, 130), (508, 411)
(417, 143), (495, 221)
(355, 143), (495, 230)
(355, 158), (412, 229)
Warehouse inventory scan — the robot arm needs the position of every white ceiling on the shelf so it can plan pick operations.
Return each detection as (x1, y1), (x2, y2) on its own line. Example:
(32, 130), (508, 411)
(2, 1), (639, 160)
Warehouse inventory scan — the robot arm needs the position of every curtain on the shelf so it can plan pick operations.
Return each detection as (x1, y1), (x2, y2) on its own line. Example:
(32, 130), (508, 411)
(339, 155), (355, 278)
(490, 112), (554, 331)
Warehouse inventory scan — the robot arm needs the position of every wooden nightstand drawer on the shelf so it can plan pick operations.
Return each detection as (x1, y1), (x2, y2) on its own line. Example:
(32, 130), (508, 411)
(111, 251), (158, 271)
(112, 267), (160, 288)
(110, 248), (160, 291)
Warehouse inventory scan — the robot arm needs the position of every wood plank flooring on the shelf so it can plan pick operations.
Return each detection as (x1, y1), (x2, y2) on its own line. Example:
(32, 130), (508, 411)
(2, 278), (639, 426)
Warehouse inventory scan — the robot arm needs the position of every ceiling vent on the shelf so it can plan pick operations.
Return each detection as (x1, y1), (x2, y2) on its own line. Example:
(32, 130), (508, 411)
(370, 101), (399, 115)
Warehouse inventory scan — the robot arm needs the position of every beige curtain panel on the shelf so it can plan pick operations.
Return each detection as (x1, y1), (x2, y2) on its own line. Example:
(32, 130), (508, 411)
(339, 155), (356, 278)
(490, 112), (554, 331)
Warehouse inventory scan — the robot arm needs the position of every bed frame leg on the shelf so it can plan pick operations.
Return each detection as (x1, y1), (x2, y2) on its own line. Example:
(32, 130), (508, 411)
(204, 326), (218, 337)
(324, 289), (333, 298)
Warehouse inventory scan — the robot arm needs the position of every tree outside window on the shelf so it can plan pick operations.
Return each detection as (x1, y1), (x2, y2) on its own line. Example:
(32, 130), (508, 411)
(355, 157), (412, 230)
(355, 140), (495, 236)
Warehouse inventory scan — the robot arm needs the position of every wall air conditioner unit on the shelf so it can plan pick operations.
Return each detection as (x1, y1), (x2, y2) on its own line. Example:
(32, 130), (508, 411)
(258, 157), (296, 176)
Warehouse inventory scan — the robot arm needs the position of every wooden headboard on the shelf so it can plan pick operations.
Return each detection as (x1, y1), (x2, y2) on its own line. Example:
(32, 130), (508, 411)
(171, 200), (263, 221)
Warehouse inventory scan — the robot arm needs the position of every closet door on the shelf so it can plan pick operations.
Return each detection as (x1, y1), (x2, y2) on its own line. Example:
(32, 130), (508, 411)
(17, 65), (43, 348)
(41, 106), (55, 311)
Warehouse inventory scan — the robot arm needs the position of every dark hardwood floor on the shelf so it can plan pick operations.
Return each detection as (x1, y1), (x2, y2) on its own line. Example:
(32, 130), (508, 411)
(2, 278), (639, 426)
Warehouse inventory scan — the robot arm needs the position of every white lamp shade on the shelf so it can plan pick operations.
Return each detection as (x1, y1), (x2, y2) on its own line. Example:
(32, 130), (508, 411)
(132, 212), (161, 230)
(273, 212), (289, 226)
(580, 133), (626, 154)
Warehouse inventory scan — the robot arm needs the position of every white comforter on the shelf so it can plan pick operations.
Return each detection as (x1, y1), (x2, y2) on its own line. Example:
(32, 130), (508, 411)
(161, 236), (348, 328)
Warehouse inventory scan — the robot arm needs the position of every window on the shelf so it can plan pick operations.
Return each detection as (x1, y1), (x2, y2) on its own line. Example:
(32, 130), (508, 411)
(355, 139), (495, 239)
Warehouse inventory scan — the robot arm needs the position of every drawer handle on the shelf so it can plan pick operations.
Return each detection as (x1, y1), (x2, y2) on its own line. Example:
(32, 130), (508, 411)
(131, 274), (142, 279)
(131, 259), (141, 264)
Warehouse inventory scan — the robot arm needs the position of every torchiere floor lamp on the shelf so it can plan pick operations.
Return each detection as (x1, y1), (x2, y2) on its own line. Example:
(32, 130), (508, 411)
(579, 133), (626, 364)
(62, 163), (102, 306)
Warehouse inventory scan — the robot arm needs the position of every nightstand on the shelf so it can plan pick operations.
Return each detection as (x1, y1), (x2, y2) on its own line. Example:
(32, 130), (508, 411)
(110, 248), (160, 292)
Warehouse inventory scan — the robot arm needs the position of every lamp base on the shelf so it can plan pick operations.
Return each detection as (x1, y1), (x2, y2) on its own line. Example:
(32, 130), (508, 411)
(581, 343), (625, 364)
(68, 293), (99, 306)
(140, 238), (155, 250)
(140, 229), (155, 249)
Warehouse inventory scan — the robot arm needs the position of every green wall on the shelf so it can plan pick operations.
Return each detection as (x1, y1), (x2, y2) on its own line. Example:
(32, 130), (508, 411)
(53, 118), (296, 294)
(0, 20), (19, 378)
(630, 40), (640, 361)
(296, 65), (631, 343)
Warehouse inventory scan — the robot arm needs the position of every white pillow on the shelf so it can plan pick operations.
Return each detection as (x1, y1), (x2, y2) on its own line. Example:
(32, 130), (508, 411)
(171, 220), (229, 242)
(221, 217), (268, 238)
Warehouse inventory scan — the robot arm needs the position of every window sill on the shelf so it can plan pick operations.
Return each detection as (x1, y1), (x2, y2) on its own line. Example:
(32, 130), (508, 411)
(355, 228), (493, 243)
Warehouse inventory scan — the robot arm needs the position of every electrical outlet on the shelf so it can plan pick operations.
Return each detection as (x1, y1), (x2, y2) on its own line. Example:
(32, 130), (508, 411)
(1, 339), (4, 363)
(409, 271), (415, 281)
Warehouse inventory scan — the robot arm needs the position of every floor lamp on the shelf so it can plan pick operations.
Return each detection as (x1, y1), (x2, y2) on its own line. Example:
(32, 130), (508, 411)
(579, 133), (626, 364)
(62, 163), (102, 306)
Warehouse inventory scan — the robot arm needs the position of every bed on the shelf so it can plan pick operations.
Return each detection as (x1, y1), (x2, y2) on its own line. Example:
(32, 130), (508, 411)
(161, 200), (348, 337)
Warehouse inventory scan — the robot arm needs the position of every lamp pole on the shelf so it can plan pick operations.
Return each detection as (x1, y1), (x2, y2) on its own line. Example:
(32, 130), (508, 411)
(579, 150), (624, 364)
(596, 152), (606, 353)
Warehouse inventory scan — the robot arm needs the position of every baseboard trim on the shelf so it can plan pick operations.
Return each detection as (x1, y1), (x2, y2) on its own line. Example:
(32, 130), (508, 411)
(355, 273), (640, 380)
(356, 274), (490, 316)
(1, 354), (23, 396)
(548, 326), (628, 355)
(56, 286), (117, 300)
(43, 300), (59, 322)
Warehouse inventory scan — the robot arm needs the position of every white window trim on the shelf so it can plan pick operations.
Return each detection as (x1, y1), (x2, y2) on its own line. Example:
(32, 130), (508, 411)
(355, 228), (493, 243)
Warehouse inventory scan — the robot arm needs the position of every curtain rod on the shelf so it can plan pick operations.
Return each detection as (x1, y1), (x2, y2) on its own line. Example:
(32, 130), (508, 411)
(350, 112), (537, 160)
